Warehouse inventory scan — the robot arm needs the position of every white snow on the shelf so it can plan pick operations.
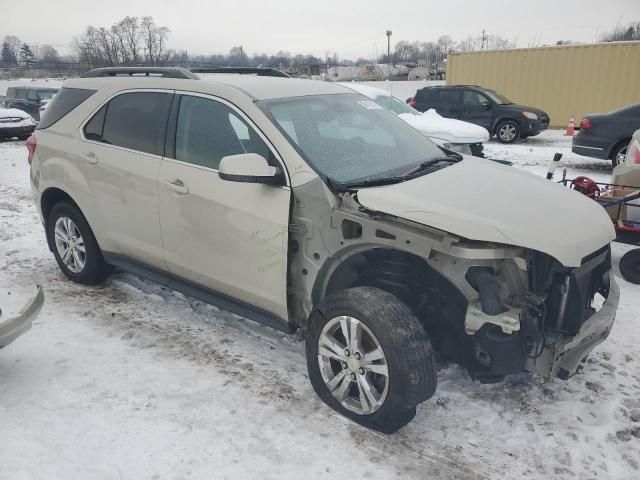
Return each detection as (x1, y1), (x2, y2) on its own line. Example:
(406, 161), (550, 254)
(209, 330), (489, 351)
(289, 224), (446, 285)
(399, 109), (490, 143)
(1, 131), (639, 479)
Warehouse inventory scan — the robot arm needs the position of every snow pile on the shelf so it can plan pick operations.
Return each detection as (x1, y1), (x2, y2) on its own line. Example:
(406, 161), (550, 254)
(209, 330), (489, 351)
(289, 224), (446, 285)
(399, 109), (490, 143)
(0, 132), (639, 479)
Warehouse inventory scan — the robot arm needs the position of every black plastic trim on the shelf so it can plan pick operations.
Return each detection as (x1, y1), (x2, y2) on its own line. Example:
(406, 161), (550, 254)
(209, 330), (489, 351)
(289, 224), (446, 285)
(190, 67), (290, 78)
(82, 67), (199, 79)
(103, 252), (294, 333)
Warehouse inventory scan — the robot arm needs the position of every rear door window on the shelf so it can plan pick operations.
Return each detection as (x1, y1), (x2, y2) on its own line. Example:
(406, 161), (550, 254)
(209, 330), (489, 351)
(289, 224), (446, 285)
(101, 92), (172, 156)
(37, 87), (96, 130)
(16, 89), (28, 100)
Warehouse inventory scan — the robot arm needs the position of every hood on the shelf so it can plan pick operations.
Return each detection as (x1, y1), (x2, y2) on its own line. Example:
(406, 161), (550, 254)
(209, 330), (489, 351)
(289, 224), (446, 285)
(0, 107), (31, 120)
(357, 158), (615, 267)
(505, 104), (547, 117)
(398, 109), (490, 144)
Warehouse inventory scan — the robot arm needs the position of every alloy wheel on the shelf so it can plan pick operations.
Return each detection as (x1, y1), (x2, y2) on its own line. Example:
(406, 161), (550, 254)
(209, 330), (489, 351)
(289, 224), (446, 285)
(499, 123), (517, 142)
(54, 216), (86, 273)
(317, 315), (389, 415)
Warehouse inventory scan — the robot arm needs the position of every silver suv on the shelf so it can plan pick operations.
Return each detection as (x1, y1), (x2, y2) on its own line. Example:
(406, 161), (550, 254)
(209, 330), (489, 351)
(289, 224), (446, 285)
(29, 67), (619, 433)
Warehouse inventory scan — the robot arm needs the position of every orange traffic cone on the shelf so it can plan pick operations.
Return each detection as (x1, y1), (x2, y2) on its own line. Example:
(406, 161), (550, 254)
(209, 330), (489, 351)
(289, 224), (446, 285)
(565, 116), (575, 136)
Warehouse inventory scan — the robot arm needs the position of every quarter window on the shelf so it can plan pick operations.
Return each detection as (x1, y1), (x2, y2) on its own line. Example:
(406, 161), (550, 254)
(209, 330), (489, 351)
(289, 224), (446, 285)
(101, 92), (172, 156)
(83, 105), (107, 141)
(175, 95), (271, 169)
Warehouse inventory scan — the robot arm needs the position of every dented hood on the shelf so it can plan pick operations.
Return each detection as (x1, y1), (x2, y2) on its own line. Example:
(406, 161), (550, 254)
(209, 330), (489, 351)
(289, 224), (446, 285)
(356, 158), (615, 267)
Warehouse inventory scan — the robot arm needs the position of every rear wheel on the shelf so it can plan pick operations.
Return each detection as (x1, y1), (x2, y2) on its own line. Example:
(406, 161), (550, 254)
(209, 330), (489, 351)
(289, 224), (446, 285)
(495, 120), (520, 143)
(47, 202), (112, 285)
(610, 141), (629, 168)
(620, 249), (640, 285)
(306, 287), (436, 433)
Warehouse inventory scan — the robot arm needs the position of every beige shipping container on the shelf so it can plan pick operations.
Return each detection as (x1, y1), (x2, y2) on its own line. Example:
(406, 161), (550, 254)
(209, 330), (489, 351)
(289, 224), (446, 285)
(446, 42), (640, 128)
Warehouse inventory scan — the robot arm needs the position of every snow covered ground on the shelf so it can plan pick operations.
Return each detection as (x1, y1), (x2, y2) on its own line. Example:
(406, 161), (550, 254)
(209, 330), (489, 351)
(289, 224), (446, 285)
(1, 131), (639, 480)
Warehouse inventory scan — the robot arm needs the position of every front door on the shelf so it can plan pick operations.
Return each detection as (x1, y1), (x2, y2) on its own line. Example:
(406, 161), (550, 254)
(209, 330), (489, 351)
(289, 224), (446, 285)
(158, 93), (291, 318)
(461, 90), (493, 129)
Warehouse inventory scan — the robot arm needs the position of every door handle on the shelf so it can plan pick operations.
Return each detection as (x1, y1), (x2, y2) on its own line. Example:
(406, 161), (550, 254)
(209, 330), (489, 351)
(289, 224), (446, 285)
(162, 179), (189, 195)
(81, 152), (98, 165)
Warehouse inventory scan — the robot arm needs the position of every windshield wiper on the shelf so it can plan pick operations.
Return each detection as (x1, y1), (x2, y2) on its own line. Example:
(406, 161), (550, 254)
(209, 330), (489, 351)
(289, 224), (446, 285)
(402, 156), (461, 177)
(342, 175), (408, 189)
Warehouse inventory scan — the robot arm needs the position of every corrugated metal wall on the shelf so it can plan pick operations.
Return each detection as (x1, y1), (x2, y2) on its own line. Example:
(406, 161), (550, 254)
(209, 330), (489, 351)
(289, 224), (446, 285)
(446, 42), (640, 128)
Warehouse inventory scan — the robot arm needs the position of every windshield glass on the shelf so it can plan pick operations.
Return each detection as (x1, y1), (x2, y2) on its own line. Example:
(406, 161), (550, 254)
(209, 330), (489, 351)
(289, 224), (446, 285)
(37, 90), (58, 100)
(258, 94), (445, 185)
(374, 94), (419, 115)
(482, 89), (512, 105)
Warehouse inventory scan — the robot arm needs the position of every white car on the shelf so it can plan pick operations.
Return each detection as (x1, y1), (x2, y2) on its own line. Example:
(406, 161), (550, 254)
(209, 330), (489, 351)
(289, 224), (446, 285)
(612, 128), (640, 187)
(0, 105), (37, 140)
(339, 83), (490, 156)
(29, 67), (618, 433)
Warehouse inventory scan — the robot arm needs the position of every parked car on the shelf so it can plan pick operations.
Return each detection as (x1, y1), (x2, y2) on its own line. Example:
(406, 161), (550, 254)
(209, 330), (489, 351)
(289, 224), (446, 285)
(409, 85), (550, 143)
(339, 83), (489, 156)
(39, 94), (56, 118)
(572, 103), (640, 167)
(0, 287), (44, 350)
(4, 86), (59, 121)
(0, 105), (37, 140)
(28, 67), (618, 433)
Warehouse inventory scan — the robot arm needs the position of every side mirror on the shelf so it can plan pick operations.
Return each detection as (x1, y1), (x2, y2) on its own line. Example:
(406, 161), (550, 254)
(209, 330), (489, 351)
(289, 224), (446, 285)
(482, 103), (492, 111)
(218, 153), (284, 186)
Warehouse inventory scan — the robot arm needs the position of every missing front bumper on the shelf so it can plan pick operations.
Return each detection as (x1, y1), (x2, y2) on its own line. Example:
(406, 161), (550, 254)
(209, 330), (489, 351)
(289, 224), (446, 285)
(527, 278), (619, 379)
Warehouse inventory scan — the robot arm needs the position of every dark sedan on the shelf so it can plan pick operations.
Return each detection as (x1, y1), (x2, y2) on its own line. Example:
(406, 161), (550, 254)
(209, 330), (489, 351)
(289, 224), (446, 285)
(572, 103), (640, 166)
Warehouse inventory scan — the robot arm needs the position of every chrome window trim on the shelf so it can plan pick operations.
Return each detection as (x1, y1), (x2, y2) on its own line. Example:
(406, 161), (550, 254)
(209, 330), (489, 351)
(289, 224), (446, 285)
(78, 88), (175, 159)
(171, 90), (291, 187)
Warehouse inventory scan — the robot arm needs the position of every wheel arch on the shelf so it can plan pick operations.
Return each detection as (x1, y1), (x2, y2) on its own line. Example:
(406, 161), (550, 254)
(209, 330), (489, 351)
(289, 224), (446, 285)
(41, 187), (87, 252)
(607, 137), (631, 160)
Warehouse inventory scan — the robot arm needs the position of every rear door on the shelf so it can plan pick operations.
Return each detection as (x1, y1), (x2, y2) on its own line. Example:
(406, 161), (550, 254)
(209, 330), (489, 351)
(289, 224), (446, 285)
(461, 90), (493, 129)
(80, 90), (173, 268)
(435, 89), (462, 119)
(414, 88), (437, 112)
(158, 93), (291, 318)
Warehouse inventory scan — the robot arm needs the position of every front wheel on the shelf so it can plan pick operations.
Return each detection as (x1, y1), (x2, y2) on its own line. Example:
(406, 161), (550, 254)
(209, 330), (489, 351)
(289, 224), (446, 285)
(495, 120), (521, 143)
(620, 249), (640, 284)
(306, 287), (436, 433)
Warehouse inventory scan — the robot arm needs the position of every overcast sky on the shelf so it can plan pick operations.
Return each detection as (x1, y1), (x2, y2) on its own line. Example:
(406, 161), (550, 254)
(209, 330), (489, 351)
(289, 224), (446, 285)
(1, 0), (638, 59)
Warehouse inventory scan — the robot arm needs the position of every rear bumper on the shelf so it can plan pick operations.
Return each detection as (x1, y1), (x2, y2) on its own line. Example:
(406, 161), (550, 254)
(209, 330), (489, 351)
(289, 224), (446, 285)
(528, 278), (619, 379)
(0, 286), (44, 349)
(572, 133), (610, 159)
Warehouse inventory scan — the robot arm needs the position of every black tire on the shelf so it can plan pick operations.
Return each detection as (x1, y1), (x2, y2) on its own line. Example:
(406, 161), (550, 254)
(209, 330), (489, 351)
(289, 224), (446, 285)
(620, 249), (640, 285)
(495, 119), (521, 144)
(306, 287), (436, 433)
(47, 201), (112, 285)
(610, 140), (629, 168)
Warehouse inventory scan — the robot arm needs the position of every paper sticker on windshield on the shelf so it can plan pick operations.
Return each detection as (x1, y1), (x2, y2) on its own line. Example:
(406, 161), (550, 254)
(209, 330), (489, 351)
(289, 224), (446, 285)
(357, 100), (383, 110)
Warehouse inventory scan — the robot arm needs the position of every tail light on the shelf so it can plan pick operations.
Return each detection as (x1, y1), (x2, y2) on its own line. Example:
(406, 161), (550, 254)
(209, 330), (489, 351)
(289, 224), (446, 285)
(627, 139), (640, 165)
(26, 135), (37, 165)
(580, 118), (592, 129)
(408, 98), (417, 108)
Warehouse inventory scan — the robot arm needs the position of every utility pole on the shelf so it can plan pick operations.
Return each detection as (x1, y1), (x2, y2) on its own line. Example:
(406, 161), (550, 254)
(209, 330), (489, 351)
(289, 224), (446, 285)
(481, 29), (486, 50)
(386, 30), (392, 64)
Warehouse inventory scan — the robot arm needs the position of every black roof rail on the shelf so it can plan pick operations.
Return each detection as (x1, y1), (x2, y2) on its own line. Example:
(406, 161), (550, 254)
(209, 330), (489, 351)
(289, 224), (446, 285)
(82, 67), (199, 79)
(190, 67), (291, 78)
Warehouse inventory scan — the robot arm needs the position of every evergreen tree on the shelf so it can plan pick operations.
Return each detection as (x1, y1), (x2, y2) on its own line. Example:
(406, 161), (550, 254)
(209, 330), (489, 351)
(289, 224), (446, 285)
(1, 42), (17, 65)
(20, 44), (36, 65)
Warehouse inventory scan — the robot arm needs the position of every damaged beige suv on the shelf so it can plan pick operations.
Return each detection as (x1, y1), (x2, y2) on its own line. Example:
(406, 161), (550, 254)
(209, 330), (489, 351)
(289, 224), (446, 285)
(29, 67), (619, 433)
